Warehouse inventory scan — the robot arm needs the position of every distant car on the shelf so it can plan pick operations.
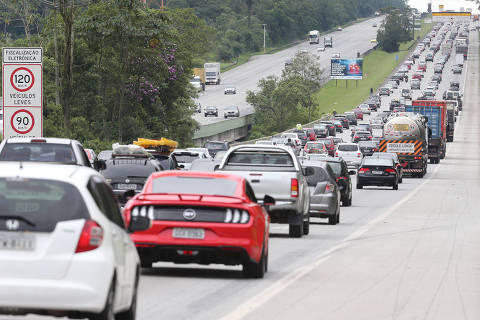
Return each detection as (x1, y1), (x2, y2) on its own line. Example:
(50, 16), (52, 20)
(431, 74), (442, 83)
(319, 121), (336, 136)
(344, 112), (357, 125)
(172, 149), (209, 170)
(224, 85), (236, 94)
(427, 81), (439, 90)
(0, 163), (140, 320)
(284, 58), (294, 66)
(372, 23), (377, 27)
(317, 137), (336, 156)
(452, 65), (462, 74)
(352, 131), (373, 143)
(333, 115), (350, 129)
(332, 120), (344, 132)
(434, 64), (443, 73)
(204, 106), (218, 117)
(193, 101), (201, 113)
(302, 161), (341, 225)
(388, 80), (399, 89)
(123, 171), (271, 278)
(304, 141), (327, 154)
(332, 52), (341, 58)
(371, 152), (403, 183)
(353, 109), (363, 120)
(335, 143), (363, 168)
(356, 157), (399, 190)
(313, 124), (329, 138)
(337, 27), (343, 31)
(317, 45), (325, 52)
(412, 72), (423, 80)
(358, 103), (371, 115)
(401, 88), (412, 100)
(379, 87), (390, 96)
(224, 105), (240, 118)
(204, 141), (230, 157)
(357, 141), (378, 156)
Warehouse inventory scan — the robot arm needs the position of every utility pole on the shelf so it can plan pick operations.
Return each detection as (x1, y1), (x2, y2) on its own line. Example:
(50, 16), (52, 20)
(262, 24), (267, 53)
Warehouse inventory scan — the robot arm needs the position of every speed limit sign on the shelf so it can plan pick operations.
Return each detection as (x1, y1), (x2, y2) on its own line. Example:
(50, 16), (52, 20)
(2, 47), (43, 139)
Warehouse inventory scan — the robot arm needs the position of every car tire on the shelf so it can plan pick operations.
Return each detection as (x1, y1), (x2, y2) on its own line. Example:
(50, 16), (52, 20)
(328, 213), (337, 225)
(356, 183), (363, 189)
(140, 259), (152, 269)
(91, 281), (115, 320)
(289, 222), (303, 238)
(430, 158), (435, 164)
(116, 273), (138, 320)
(303, 215), (310, 235)
(399, 176), (403, 183)
(393, 181), (398, 190)
(243, 246), (267, 278)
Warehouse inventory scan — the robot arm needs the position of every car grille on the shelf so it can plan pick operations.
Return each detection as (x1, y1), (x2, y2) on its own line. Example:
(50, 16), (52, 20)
(131, 206), (250, 224)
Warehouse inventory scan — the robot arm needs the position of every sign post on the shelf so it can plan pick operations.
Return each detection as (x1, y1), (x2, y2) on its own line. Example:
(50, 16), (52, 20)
(2, 47), (43, 139)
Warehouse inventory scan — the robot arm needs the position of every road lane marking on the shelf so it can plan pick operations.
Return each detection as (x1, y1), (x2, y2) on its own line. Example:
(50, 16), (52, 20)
(221, 164), (442, 320)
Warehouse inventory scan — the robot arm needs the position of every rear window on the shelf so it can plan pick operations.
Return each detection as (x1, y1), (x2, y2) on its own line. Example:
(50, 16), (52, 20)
(305, 166), (329, 186)
(174, 154), (199, 163)
(204, 142), (227, 151)
(363, 158), (393, 166)
(152, 176), (238, 196)
(338, 144), (358, 152)
(227, 151), (293, 166)
(0, 143), (76, 164)
(0, 178), (89, 232)
(101, 159), (158, 179)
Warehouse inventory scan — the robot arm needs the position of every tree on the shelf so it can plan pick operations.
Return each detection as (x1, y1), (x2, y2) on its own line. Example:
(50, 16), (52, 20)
(376, 9), (412, 53)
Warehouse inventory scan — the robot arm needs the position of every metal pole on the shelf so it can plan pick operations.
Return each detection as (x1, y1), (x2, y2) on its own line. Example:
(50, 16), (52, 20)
(262, 24), (267, 53)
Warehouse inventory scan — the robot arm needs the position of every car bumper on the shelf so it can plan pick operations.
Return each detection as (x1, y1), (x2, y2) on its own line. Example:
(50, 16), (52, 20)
(358, 175), (396, 186)
(0, 255), (114, 313)
(309, 194), (336, 217)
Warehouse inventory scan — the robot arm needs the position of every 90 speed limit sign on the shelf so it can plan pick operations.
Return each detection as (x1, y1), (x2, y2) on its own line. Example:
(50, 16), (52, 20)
(11, 109), (35, 134)
(3, 107), (41, 138)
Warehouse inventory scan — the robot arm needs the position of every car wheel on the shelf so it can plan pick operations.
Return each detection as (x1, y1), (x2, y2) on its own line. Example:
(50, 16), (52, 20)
(399, 176), (403, 183)
(336, 208), (340, 224)
(140, 259), (152, 269)
(91, 281), (115, 320)
(243, 245), (267, 278)
(328, 214), (337, 225)
(116, 273), (138, 320)
(289, 222), (303, 238)
(430, 158), (435, 164)
(393, 181), (398, 190)
(303, 215), (310, 235)
(356, 183), (363, 189)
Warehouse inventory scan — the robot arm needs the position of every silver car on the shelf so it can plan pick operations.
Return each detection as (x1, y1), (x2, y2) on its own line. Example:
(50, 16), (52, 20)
(335, 143), (363, 168)
(302, 161), (341, 225)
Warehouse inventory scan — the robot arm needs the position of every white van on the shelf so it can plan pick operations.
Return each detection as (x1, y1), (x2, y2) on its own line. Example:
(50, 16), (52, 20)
(455, 53), (464, 67)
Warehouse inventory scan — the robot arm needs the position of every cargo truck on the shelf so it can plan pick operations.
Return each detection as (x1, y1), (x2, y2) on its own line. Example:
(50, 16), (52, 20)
(204, 62), (221, 85)
(192, 68), (206, 91)
(309, 30), (320, 44)
(406, 100), (447, 164)
(324, 37), (333, 48)
(455, 38), (468, 60)
(380, 114), (428, 178)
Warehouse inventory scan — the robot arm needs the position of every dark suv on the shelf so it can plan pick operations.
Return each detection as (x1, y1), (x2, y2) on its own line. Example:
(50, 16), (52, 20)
(344, 112), (357, 125)
(320, 157), (355, 206)
(333, 115), (350, 129)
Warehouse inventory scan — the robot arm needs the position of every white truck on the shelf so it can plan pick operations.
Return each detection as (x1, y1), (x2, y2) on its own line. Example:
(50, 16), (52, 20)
(309, 30), (320, 44)
(455, 53), (464, 67)
(204, 62), (221, 85)
(217, 145), (313, 238)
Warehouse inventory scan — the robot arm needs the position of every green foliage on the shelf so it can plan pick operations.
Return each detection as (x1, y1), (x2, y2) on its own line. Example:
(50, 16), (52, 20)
(377, 9), (413, 53)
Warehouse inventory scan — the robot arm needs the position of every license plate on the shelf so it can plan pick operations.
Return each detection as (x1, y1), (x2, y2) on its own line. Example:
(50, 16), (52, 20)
(172, 228), (205, 239)
(372, 170), (384, 175)
(117, 184), (137, 190)
(0, 232), (35, 251)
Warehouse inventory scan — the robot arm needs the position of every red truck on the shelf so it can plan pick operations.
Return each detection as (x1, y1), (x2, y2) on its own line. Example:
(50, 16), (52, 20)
(406, 101), (447, 164)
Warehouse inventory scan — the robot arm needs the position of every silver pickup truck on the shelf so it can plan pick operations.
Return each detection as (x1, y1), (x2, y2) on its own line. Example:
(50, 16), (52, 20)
(217, 144), (313, 238)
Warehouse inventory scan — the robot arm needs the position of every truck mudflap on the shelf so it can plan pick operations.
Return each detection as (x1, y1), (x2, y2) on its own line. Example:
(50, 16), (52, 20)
(399, 156), (426, 176)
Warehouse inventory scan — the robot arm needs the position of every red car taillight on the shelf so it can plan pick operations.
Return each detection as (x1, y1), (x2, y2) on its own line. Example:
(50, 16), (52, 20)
(335, 151), (339, 157)
(75, 220), (103, 253)
(291, 178), (299, 198)
(414, 156), (422, 160)
(357, 152), (362, 158)
(368, 136), (373, 139)
(325, 183), (334, 193)
(385, 168), (396, 174)
(358, 168), (370, 173)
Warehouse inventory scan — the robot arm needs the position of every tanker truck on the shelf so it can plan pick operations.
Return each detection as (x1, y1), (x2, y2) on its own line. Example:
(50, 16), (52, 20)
(379, 114), (428, 178)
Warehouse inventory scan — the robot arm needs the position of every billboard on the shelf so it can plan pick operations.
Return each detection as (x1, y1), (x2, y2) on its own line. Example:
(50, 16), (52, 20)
(432, 12), (471, 22)
(330, 58), (363, 80)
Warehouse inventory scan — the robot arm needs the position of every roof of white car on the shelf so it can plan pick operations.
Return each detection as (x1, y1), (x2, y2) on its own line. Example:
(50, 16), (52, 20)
(4, 137), (76, 145)
(0, 162), (98, 185)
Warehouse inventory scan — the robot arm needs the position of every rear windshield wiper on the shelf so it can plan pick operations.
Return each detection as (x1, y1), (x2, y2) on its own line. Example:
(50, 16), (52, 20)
(0, 215), (36, 227)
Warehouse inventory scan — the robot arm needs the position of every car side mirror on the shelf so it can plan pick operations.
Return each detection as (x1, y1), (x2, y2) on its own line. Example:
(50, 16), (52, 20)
(128, 215), (150, 233)
(263, 195), (275, 207)
(348, 170), (356, 175)
(94, 159), (106, 171)
(303, 166), (315, 176)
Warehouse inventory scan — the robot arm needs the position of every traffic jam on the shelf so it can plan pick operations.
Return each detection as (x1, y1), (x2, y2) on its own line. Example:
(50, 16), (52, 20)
(0, 19), (472, 320)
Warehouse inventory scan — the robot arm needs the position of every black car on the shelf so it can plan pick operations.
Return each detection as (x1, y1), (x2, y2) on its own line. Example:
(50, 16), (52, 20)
(352, 131), (372, 143)
(204, 140), (229, 157)
(100, 157), (161, 205)
(344, 112), (357, 125)
(313, 124), (329, 138)
(366, 100), (378, 112)
(319, 121), (336, 137)
(358, 141), (378, 156)
(449, 80), (460, 91)
(356, 157), (399, 190)
(371, 152), (403, 183)
(333, 115), (350, 129)
(204, 106), (218, 117)
(319, 157), (355, 206)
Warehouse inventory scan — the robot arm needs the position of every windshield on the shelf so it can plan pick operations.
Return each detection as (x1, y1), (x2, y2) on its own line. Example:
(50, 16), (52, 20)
(326, 162), (342, 177)
(305, 166), (329, 186)
(101, 160), (157, 179)
(0, 143), (77, 163)
(152, 176), (238, 196)
(0, 178), (89, 232)
(174, 154), (199, 163)
(338, 144), (358, 152)
(363, 158), (393, 166)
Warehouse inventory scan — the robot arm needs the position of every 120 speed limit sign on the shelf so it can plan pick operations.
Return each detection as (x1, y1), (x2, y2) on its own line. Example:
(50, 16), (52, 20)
(10, 67), (35, 92)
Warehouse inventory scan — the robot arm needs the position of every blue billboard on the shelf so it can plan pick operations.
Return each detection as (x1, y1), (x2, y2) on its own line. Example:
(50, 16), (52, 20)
(330, 58), (363, 80)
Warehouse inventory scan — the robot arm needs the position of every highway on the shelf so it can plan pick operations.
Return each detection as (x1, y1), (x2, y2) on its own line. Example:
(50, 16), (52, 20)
(194, 16), (384, 126)
(5, 21), (480, 320)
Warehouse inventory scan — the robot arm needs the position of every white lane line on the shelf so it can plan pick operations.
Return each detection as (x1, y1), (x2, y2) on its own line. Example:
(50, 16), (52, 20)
(220, 164), (442, 320)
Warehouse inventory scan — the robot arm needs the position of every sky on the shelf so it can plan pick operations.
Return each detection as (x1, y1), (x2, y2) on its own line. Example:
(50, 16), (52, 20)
(407, 0), (479, 13)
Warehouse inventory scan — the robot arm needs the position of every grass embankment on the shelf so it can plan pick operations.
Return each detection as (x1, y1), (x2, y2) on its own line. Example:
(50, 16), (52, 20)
(313, 20), (432, 115)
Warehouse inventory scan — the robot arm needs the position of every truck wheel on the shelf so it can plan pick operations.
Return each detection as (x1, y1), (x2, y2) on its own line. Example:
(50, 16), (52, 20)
(243, 246), (266, 278)
(303, 215), (310, 235)
(289, 223), (303, 238)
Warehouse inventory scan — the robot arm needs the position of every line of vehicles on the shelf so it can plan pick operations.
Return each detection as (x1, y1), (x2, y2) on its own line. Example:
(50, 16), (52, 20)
(0, 18), (471, 320)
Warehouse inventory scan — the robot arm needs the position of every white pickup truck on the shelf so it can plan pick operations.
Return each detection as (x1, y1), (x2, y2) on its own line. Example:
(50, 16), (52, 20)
(217, 145), (313, 237)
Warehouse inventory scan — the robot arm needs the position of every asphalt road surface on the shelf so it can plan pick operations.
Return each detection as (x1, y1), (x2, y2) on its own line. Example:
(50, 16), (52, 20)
(5, 23), (480, 320)
(195, 16), (383, 126)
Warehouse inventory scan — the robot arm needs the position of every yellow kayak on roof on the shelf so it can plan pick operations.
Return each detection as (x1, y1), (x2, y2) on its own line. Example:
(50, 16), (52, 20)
(133, 138), (178, 154)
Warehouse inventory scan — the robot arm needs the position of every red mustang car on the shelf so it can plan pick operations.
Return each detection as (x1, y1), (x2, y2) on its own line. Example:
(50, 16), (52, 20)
(123, 171), (272, 278)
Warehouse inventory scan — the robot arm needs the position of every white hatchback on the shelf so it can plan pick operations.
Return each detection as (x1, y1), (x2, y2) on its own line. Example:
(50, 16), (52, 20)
(0, 163), (140, 320)
(335, 143), (363, 168)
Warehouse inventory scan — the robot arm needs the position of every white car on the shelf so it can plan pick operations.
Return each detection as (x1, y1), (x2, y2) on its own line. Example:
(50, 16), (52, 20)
(255, 140), (274, 145)
(317, 45), (325, 52)
(172, 149), (209, 170)
(281, 132), (301, 146)
(358, 104), (371, 115)
(0, 163), (140, 319)
(186, 147), (212, 158)
(335, 143), (363, 168)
